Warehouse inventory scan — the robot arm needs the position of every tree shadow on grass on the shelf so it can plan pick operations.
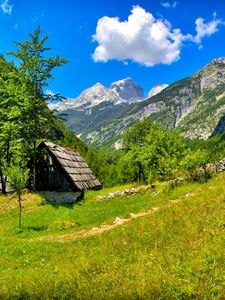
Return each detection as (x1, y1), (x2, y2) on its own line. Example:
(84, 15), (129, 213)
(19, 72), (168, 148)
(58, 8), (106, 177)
(15, 224), (48, 234)
(25, 224), (48, 231)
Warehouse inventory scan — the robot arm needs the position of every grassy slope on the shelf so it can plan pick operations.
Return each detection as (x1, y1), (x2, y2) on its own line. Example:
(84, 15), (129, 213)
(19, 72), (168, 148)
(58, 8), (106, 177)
(0, 175), (224, 299)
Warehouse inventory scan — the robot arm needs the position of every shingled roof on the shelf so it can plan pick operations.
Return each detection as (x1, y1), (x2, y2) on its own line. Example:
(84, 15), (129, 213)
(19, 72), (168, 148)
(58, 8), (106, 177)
(40, 141), (102, 191)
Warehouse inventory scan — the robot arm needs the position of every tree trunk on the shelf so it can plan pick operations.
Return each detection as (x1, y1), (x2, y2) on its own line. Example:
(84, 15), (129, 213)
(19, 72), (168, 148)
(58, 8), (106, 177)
(33, 141), (37, 191)
(33, 155), (37, 191)
(0, 172), (6, 195)
(33, 81), (38, 192)
(138, 165), (141, 183)
(18, 192), (22, 228)
(141, 166), (146, 183)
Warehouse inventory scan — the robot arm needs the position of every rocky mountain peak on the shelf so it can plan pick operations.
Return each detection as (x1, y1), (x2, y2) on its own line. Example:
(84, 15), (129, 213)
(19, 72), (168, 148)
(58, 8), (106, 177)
(210, 57), (225, 65)
(79, 82), (107, 98)
(74, 82), (108, 107)
(148, 84), (169, 98)
(49, 78), (145, 111)
(196, 57), (225, 92)
(199, 57), (225, 75)
(92, 82), (105, 88)
(110, 77), (144, 103)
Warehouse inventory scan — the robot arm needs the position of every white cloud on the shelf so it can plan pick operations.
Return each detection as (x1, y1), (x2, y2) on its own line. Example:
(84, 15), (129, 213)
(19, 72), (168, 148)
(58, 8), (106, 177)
(92, 6), (186, 67)
(160, 1), (177, 8)
(92, 6), (224, 67)
(193, 15), (222, 46)
(1, 0), (13, 15)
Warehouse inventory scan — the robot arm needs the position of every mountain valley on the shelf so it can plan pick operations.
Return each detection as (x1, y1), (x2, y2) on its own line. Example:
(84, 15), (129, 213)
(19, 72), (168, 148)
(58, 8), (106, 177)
(52, 58), (225, 148)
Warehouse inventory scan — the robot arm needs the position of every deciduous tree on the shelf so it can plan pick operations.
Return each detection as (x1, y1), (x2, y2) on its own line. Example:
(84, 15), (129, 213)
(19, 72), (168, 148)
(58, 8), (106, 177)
(0, 62), (30, 193)
(7, 26), (68, 190)
(5, 161), (29, 228)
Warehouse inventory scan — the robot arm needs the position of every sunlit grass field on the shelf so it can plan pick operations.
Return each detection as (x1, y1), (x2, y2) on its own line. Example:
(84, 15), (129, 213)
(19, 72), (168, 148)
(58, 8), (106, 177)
(0, 175), (224, 299)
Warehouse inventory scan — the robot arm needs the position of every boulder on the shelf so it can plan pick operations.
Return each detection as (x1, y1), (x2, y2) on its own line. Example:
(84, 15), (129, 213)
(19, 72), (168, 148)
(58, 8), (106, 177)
(41, 191), (77, 204)
(98, 185), (150, 201)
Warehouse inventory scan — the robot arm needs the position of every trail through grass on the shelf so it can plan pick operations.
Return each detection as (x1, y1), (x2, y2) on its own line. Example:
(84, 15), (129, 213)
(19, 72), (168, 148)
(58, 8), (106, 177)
(0, 175), (224, 299)
(35, 197), (190, 243)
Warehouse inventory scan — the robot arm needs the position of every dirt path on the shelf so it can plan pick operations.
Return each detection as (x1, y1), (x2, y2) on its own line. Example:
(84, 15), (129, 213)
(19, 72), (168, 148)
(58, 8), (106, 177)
(34, 198), (186, 243)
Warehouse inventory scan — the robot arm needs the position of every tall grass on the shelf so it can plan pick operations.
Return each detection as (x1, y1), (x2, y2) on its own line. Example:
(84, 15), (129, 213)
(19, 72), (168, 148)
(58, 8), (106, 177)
(0, 175), (224, 299)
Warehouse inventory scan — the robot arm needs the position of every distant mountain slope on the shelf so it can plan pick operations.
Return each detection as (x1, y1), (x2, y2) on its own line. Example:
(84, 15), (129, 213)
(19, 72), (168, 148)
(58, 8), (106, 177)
(58, 101), (135, 141)
(87, 58), (225, 147)
(55, 57), (225, 148)
(50, 78), (145, 144)
(50, 77), (144, 112)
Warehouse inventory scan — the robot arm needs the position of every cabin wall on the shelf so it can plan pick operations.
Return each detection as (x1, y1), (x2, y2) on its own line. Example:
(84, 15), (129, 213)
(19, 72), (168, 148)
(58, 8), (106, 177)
(36, 152), (76, 192)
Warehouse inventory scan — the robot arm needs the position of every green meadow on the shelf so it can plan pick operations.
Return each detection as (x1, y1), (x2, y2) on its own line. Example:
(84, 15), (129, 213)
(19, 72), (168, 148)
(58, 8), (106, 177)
(0, 174), (224, 299)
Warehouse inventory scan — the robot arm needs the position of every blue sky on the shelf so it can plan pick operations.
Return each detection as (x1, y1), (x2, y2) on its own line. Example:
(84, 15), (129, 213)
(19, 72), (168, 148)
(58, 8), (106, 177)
(1, 0), (225, 98)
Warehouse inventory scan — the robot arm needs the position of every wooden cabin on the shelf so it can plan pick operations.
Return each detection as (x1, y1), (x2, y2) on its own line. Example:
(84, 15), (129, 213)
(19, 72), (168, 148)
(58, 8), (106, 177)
(35, 141), (102, 192)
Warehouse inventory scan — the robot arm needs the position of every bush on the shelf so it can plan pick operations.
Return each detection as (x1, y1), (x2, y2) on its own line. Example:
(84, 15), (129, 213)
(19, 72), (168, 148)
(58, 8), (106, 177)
(180, 149), (212, 182)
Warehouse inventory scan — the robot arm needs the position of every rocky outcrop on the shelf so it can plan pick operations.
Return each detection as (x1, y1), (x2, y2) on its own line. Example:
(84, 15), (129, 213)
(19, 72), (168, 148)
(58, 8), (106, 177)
(97, 186), (150, 201)
(198, 57), (225, 92)
(207, 158), (225, 172)
(216, 158), (225, 171)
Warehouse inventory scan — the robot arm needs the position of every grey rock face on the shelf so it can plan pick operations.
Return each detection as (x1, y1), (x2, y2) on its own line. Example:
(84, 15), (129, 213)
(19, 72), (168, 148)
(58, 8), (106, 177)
(50, 78), (144, 112)
(75, 82), (110, 107)
(110, 77), (144, 103)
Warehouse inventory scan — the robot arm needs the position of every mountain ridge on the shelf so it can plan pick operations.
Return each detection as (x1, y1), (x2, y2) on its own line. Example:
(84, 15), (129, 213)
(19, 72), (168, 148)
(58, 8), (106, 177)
(54, 57), (225, 148)
(50, 77), (145, 112)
